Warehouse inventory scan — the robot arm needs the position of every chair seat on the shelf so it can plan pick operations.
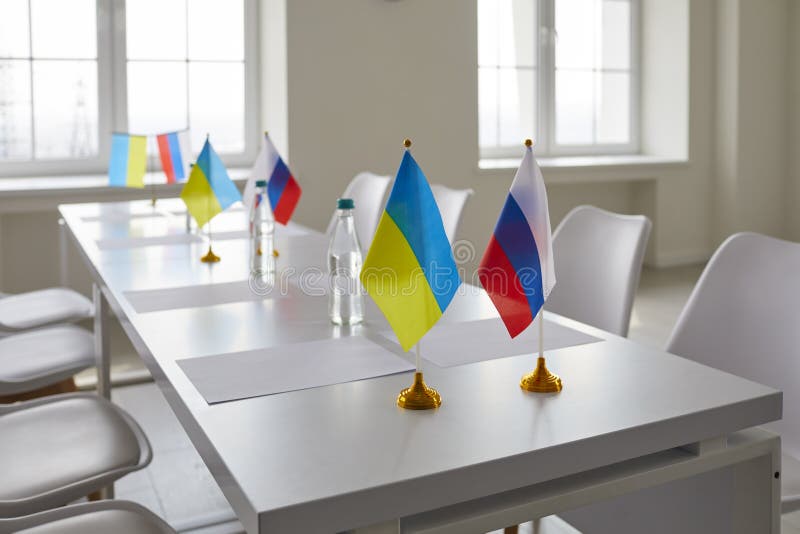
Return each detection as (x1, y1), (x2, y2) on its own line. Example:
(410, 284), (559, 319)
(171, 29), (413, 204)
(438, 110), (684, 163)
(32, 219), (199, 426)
(0, 501), (175, 534)
(0, 326), (94, 395)
(783, 452), (800, 513)
(0, 288), (93, 331)
(0, 396), (144, 513)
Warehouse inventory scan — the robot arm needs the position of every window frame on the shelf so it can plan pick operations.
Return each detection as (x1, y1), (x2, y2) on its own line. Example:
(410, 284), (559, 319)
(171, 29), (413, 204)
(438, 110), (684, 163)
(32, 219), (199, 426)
(0, 0), (260, 178)
(479, 0), (641, 160)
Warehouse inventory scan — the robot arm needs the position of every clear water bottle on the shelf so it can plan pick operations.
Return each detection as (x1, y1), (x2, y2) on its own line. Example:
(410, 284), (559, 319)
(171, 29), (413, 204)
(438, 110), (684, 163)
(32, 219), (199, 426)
(250, 180), (275, 277)
(328, 198), (364, 325)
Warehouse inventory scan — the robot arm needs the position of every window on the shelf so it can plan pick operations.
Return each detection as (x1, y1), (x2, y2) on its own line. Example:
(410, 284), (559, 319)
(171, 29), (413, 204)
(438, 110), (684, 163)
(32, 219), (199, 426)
(478, 0), (638, 158)
(0, 0), (99, 161)
(0, 0), (258, 175)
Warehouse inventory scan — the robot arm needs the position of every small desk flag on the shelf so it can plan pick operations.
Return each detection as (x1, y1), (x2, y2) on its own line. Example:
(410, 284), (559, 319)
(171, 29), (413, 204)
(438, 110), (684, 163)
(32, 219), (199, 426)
(156, 130), (191, 184)
(180, 138), (241, 228)
(361, 149), (461, 352)
(244, 133), (301, 225)
(109, 133), (147, 188)
(478, 143), (556, 337)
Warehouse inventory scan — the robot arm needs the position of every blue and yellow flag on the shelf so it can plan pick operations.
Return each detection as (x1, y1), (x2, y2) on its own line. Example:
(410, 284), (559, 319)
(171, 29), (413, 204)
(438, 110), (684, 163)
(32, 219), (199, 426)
(180, 138), (241, 227)
(109, 133), (147, 188)
(361, 149), (461, 351)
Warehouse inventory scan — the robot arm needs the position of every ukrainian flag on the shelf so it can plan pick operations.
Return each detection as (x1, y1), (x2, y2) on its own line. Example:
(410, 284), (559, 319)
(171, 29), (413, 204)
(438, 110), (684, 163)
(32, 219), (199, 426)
(180, 138), (241, 228)
(109, 133), (147, 188)
(361, 149), (461, 351)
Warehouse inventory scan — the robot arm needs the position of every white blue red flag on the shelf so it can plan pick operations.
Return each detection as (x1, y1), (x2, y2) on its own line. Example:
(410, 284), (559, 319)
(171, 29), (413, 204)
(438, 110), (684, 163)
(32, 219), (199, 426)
(244, 133), (302, 225)
(156, 130), (191, 184)
(478, 144), (556, 337)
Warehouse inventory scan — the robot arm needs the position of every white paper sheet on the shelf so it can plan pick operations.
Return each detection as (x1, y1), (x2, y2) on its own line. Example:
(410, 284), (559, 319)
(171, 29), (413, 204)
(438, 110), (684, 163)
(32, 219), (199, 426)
(177, 336), (414, 403)
(96, 233), (203, 249)
(207, 225), (309, 241)
(381, 318), (600, 367)
(82, 212), (167, 223)
(124, 280), (288, 313)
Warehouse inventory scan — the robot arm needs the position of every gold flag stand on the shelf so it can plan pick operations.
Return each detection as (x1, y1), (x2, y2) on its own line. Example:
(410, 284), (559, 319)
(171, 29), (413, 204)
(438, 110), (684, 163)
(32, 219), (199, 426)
(520, 356), (562, 393)
(519, 311), (561, 393)
(200, 246), (220, 263)
(398, 342), (441, 410)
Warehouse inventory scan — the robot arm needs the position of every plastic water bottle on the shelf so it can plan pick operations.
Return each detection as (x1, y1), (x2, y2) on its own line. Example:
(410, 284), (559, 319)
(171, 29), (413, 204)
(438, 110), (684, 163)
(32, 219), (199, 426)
(250, 180), (275, 277)
(328, 198), (364, 325)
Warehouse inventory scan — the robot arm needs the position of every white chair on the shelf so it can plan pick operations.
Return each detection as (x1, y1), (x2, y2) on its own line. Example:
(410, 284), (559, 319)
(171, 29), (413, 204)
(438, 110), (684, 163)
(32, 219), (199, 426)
(0, 500), (175, 534)
(430, 184), (474, 245)
(546, 205), (652, 337)
(0, 288), (93, 332)
(0, 326), (95, 396)
(326, 172), (391, 253)
(0, 393), (152, 517)
(665, 232), (800, 513)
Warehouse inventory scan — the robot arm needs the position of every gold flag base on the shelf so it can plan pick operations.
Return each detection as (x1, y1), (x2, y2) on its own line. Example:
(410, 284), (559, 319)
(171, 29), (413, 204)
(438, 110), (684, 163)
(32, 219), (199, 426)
(200, 246), (221, 263)
(397, 372), (441, 410)
(520, 357), (563, 393)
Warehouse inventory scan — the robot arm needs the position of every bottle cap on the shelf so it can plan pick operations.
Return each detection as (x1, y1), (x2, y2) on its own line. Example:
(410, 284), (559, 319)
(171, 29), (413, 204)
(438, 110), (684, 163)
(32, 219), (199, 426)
(255, 180), (267, 187)
(337, 198), (355, 210)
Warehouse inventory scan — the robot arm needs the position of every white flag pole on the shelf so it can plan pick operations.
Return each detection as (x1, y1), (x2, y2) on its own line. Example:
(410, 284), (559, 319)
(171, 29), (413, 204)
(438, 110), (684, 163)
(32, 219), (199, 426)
(395, 137), (440, 410)
(538, 308), (544, 358)
(149, 135), (157, 207)
(519, 138), (561, 393)
(200, 134), (220, 263)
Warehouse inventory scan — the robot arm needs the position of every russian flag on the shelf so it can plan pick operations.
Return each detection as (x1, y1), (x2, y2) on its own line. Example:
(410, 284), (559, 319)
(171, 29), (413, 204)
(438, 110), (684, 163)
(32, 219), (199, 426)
(478, 143), (556, 338)
(244, 132), (302, 225)
(156, 130), (191, 184)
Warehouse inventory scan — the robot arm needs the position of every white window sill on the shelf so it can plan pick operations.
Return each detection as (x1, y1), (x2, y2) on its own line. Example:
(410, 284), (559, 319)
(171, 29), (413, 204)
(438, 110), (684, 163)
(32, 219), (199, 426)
(0, 168), (250, 197)
(479, 154), (688, 172)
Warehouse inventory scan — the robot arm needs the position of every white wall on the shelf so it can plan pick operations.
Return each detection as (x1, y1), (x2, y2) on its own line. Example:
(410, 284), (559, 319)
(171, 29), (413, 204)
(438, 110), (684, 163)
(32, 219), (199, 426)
(275, 0), (722, 272)
(790, 0), (800, 241)
(714, 0), (789, 243)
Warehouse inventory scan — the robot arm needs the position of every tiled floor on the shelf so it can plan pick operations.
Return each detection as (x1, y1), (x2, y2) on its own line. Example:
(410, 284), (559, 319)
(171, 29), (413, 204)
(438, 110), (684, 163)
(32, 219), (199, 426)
(104, 264), (799, 533)
(113, 384), (243, 533)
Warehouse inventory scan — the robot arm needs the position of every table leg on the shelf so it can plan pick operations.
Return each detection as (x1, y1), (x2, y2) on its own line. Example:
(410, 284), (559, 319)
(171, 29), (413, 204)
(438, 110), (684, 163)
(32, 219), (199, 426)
(92, 283), (114, 499)
(58, 218), (68, 287)
(93, 284), (111, 401)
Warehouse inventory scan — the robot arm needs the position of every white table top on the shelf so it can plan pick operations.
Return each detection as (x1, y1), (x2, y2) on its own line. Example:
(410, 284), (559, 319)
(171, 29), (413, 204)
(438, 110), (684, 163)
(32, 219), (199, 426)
(59, 200), (782, 534)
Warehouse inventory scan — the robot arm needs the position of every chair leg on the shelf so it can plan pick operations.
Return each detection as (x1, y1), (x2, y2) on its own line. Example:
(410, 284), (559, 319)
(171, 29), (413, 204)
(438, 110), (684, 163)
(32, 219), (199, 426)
(504, 527), (519, 534)
(0, 377), (77, 403)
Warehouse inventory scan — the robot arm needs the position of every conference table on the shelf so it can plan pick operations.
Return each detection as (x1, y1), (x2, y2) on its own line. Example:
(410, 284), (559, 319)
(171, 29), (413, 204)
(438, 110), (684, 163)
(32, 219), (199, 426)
(59, 198), (783, 534)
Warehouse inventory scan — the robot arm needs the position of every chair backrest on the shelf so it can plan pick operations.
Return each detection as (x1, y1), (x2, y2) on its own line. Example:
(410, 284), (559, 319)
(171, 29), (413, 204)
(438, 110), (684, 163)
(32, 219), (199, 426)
(546, 205), (652, 337)
(326, 172), (391, 253)
(666, 232), (800, 457)
(430, 184), (474, 244)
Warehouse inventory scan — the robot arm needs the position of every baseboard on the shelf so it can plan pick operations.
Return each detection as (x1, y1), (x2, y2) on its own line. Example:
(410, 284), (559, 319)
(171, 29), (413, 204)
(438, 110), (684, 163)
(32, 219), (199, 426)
(649, 247), (711, 269)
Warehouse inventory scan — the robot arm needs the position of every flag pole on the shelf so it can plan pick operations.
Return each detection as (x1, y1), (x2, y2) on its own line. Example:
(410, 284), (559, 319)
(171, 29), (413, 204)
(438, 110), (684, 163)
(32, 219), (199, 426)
(201, 134), (221, 263)
(264, 131), (280, 258)
(396, 138), (442, 410)
(519, 138), (562, 394)
(149, 135), (157, 207)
